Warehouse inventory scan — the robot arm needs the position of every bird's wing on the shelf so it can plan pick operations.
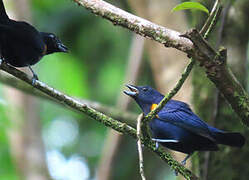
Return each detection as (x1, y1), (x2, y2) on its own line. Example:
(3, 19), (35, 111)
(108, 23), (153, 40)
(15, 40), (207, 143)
(157, 105), (215, 141)
(0, 22), (45, 53)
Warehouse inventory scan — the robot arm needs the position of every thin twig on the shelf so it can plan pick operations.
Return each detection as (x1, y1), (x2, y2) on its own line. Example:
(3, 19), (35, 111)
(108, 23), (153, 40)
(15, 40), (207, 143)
(200, 0), (220, 35)
(202, 2), (222, 39)
(145, 0), (221, 123)
(137, 113), (146, 180)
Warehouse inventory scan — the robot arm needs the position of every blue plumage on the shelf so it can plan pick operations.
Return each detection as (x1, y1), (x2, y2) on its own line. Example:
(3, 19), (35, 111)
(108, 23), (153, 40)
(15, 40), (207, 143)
(124, 85), (245, 163)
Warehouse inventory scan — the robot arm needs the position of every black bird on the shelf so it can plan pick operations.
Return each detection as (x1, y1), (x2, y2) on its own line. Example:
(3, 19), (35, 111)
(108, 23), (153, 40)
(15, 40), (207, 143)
(0, 0), (68, 83)
(124, 85), (245, 165)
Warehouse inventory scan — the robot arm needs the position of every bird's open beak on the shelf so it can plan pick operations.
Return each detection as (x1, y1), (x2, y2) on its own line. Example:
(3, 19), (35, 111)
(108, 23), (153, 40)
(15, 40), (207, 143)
(123, 84), (138, 97)
(58, 43), (68, 53)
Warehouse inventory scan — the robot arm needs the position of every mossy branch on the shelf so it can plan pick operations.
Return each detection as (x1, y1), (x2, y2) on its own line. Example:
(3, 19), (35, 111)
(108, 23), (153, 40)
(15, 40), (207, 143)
(182, 30), (249, 126)
(0, 71), (137, 125)
(72, 0), (249, 126)
(0, 61), (198, 179)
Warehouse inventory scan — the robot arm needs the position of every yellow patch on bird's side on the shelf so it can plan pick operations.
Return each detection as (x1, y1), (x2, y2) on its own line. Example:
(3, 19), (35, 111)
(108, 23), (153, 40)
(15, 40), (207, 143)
(150, 103), (158, 111)
(42, 44), (47, 56)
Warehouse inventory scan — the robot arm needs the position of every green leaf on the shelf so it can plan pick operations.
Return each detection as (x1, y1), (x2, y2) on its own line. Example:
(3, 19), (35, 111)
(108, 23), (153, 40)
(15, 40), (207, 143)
(172, 2), (209, 15)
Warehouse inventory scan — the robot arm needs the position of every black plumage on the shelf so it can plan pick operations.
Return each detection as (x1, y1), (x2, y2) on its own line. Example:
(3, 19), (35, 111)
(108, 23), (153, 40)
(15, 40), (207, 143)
(0, 0), (68, 83)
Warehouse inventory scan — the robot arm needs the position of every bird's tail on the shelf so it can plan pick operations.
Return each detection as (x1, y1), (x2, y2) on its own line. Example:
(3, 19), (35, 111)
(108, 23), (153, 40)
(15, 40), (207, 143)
(214, 132), (245, 147)
(0, 0), (9, 21)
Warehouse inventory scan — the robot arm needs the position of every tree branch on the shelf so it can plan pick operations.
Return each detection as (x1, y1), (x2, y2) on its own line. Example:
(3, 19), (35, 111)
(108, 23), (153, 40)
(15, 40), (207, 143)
(0, 71), (138, 125)
(182, 29), (249, 126)
(73, 0), (249, 126)
(73, 0), (194, 53)
(0, 61), (198, 179)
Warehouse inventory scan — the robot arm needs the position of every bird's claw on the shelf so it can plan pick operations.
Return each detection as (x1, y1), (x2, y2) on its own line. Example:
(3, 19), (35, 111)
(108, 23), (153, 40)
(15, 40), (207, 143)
(180, 154), (192, 166)
(31, 74), (38, 85)
(155, 142), (159, 150)
(28, 66), (38, 86)
(151, 138), (159, 150)
(181, 159), (187, 166)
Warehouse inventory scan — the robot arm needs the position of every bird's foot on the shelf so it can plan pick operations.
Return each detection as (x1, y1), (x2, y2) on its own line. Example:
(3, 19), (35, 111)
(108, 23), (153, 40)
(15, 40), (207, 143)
(151, 138), (159, 150)
(155, 142), (159, 150)
(28, 66), (38, 86)
(181, 154), (192, 166)
(181, 159), (187, 166)
(173, 154), (192, 176)
(31, 74), (38, 86)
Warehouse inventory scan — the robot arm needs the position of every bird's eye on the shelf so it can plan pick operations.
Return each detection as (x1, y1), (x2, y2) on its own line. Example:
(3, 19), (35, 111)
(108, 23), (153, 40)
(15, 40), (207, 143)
(49, 34), (55, 39)
(142, 87), (148, 91)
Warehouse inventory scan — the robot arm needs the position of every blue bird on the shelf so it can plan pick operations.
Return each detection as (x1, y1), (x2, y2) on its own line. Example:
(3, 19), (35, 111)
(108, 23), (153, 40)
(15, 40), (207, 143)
(124, 85), (245, 164)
